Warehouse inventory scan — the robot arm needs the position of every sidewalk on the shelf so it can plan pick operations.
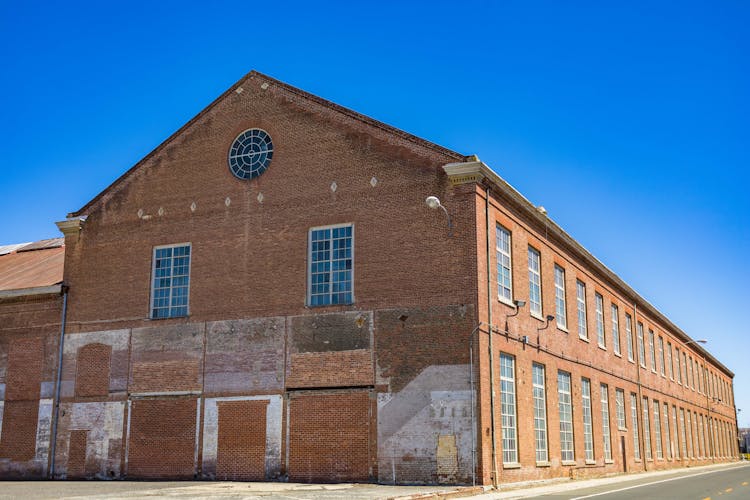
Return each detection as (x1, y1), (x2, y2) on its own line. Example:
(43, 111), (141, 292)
(461, 461), (746, 499)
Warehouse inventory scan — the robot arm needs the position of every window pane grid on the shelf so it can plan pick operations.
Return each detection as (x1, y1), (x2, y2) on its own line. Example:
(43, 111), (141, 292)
(680, 408), (688, 459)
(663, 403), (671, 459)
(601, 384), (612, 461)
(653, 400), (663, 459)
(309, 225), (353, 306)
(533, 363), (548, 463)
(558, 371), (575, 462)
(582, 378), (594, 461)
(643, 397), (652, 460)
(615, 389), (626, 429)
(496, 226), (512, 302)
(630, 393), (640, 460)
(637, 323), (646, 367)
(625, 314), (634, 362)
(595, 293), (605, 347)
(577, 281), (587, 339)
(554, 265), (567, 328)
(151, 244), (190, 319)
(528, 247), (542, 316)
(649, 330), (657, 372)
(500, 353), (517, 464)
(611, 305), (621, 355)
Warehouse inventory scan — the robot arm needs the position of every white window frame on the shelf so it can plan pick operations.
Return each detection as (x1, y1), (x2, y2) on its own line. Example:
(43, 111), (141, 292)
(643, 397), (652, 460)
(679, 407), (688, 459)
(307, 223), (354, 306)
(595, 293), (605, 348)
(658, 336), (665, 376)
(150, 242), (192, 319)
(637, 322), (646, 368)
(601, 384), (612, 461)
(582, 377), (595, 462)
(649, 329), (657, 373)
(499, 353), (518, 464)
(631, 393), (641, 460)
(667, 342), (674, 380)
(653, 400), (663, 459)
(615, 388), (626, 430)
(496, 225), (513, 305)
(625, 313), (634, 362)
(663, 402), (672, 459)
(528, 246), (543, 319)
(686, 409), (694, 458)
(611, 304), (621, 356)
(558, 371), (575, 462)
(554, 265), (567, 330)
(532, 363), (549, 463)
(576, 280), (588, 340)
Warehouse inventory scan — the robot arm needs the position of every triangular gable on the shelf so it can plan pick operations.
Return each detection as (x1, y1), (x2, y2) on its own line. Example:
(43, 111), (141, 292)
(70, 70), (466, 217)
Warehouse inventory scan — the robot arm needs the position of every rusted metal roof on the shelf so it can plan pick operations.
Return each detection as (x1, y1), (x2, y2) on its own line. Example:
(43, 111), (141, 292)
(0, 241), (64, 292)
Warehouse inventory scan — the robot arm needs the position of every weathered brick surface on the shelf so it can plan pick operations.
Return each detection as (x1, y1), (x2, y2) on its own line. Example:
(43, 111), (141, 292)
(287, 349), (373, 389)
(216, 400), (268, 480)
(5, 338), (43, 401)
(0, 400), (39, 462)
(75, 343), (111, 397)
(127, 398), (197, 479)
(289, 392), (371, 483)
(66, 430), (87, 478)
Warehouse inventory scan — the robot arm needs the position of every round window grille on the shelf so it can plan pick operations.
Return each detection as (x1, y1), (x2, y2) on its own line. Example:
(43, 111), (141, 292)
(228, 129), (274, 180)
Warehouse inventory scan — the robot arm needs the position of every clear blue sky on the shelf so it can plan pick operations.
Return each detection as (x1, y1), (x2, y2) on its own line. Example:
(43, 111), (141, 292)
(1, 1), (748, 426)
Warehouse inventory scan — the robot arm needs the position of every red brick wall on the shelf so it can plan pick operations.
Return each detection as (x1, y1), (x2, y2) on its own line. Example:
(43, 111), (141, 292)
(216, 400), (268, 480)
(0, 400), (39, 462)
(127, 398), (197, 479)
(75, 343), (111, 397)
(289, 392), (371, 483)
(66, 430), (87, 478)
(287, 349), (373, 389)
(5, 338), (43, 401)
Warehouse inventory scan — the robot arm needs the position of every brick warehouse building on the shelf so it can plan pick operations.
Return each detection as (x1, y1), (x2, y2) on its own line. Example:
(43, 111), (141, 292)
(0, 71), (739, 484)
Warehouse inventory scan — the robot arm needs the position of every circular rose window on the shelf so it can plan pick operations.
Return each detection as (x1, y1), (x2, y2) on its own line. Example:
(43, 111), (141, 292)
(228, 128), (274, 179)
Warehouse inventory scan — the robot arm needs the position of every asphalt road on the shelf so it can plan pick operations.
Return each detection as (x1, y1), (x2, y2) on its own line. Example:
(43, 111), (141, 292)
(539, 462), (750, 499)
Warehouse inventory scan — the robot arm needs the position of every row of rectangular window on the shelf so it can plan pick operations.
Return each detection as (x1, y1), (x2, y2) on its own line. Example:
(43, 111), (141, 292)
(498, 352), (735, 466)
(149, 224), (354, 318)
(495, 224), (733, 407)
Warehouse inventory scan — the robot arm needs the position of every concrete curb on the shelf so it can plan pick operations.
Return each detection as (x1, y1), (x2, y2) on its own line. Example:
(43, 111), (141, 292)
(389, 485), (487, 500)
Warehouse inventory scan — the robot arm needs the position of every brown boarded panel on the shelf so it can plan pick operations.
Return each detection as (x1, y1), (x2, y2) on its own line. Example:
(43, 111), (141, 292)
(289, 392), (370, 483)
(75, 343), (112, 397)
(216, 400), (268, 481)
(6, 338), (42, 401)
(0, 400), (39, 461)
(127, 398), (197, 479)
(67, 430), (87, 478)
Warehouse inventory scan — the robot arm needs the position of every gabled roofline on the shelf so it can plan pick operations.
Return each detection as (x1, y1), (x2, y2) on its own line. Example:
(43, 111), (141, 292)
(71, 70), (465, 217)
(444, 159), (734, 379)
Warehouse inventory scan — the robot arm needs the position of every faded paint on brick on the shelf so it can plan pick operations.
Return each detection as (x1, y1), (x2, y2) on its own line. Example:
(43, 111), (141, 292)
(377, 365), (473, 484)
(204, 318), (285, 395)
(54, 401), (125, 479)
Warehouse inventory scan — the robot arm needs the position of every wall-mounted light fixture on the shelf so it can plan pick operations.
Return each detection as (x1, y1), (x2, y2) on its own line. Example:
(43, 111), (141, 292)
(425, 196), (453, 236)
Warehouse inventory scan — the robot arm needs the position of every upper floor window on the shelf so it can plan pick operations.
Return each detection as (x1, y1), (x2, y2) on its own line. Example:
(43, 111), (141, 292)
(308, 224), (353, 306)
(496, 225), (513, 303)
(658, 336), (665, 376)
(576, 280), (588, 340)
(150, 243), (191, 319)
(637, 322), (646, 367)
(554, 265), (567, 329)
(611, 304), (621, 356)
(648, 329), (657, 372)
(528, 246), (542, 318)
(625, 313), (634, 362)
(667, 342), (674, 380)
(595, 293), (605, 348)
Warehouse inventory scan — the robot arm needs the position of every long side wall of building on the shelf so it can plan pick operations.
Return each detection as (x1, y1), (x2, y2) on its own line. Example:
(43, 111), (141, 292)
(470, 180), (738, 485)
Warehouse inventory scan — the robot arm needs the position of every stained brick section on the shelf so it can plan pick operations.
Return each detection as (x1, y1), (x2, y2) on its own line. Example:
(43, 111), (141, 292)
(0, 400), (39, 461)
(127, 398), (197, 479)
(287, 349), (373, 389)
(5, 338), (43, 401)
(130, 360), (201, 393)
(66, 430), (87, 478)
(75, 343), (112, 397)
(216, 400), (268, 480)
(289, 392), (370, 483)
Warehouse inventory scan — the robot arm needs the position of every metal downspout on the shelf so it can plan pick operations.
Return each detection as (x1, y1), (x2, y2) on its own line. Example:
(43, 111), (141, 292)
(485, 185), (499, 487)
(48, 284), (69, 478)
